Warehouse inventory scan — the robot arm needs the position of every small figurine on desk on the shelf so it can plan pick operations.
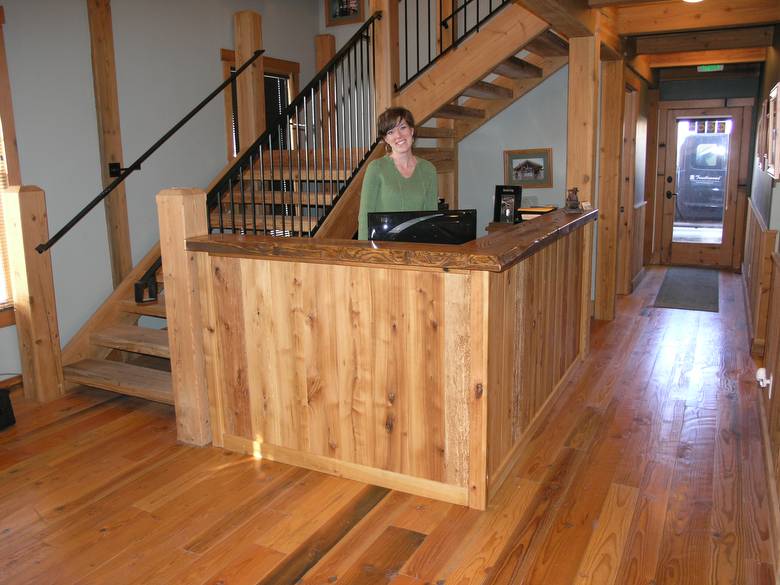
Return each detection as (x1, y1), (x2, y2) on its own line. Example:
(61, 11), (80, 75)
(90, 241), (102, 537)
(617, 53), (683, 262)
(565, 186), (582, 213)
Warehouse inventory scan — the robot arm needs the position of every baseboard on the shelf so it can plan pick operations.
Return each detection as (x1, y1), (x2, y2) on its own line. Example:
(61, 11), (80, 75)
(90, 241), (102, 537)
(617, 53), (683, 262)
(758, 390), (780, 575)
(631, 267), (646, 291)
(220, 433), (470, 507)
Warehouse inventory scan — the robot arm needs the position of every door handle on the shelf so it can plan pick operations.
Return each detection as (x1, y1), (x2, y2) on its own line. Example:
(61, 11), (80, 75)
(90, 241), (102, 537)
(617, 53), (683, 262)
(665, 191), (677, 199)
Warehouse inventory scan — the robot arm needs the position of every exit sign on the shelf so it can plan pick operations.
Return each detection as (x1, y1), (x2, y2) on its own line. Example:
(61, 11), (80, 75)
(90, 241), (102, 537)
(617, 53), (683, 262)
(697, 64), (725, 72)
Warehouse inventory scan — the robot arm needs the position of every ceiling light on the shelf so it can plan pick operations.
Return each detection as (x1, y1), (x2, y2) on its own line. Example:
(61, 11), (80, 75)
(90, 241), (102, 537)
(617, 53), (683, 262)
(683, 0), (704, 3)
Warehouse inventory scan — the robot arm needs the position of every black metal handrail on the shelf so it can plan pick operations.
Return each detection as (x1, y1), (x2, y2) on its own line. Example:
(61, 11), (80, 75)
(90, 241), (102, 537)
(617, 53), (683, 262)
(133, 11), (383, 302)
(397, 0), (509, 90)
(35, 49), (265, 254)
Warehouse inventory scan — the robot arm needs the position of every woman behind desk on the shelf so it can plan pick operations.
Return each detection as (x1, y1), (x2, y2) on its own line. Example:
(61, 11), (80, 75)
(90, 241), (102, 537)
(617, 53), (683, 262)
(358, 107), (438, 240)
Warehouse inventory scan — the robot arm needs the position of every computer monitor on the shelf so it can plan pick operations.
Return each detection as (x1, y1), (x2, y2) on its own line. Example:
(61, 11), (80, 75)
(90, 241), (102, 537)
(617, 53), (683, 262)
(367, 209), (477, 244)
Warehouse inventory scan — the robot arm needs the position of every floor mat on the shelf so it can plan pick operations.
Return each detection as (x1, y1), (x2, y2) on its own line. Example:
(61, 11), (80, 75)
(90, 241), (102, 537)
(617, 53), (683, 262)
(653, 267), (719, 312)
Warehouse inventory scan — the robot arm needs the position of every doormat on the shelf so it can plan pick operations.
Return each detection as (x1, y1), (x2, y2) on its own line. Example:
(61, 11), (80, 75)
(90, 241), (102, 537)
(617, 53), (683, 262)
(653, 267), (719, 312)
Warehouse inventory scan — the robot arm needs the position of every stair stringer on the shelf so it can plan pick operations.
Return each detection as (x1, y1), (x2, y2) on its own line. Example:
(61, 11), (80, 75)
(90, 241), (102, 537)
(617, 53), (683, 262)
(394, 3), (550, 126)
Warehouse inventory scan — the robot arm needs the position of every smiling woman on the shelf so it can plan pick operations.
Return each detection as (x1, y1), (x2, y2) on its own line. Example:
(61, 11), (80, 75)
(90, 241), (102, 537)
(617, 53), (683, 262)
(357, 107), (438, 239)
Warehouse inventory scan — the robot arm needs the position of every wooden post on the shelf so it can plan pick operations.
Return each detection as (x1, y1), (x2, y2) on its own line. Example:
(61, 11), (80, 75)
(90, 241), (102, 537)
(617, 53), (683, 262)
(2, 186), (64, 402)
(234, 11), (265, 146)
(86, 0), (133, 288)
(157, 188), (211, 445)
(370, 0), (399, 114)
(594, 59), (624, 321)
(567, 36), (599, 335)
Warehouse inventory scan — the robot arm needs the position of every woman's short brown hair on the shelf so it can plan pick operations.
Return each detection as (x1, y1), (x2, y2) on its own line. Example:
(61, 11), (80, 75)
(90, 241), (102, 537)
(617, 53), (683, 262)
(377, 107), (415, 137)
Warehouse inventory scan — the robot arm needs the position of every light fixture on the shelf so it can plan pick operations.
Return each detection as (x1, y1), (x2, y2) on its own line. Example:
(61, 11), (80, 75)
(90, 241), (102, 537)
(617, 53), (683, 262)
(683, 0), (704, 3)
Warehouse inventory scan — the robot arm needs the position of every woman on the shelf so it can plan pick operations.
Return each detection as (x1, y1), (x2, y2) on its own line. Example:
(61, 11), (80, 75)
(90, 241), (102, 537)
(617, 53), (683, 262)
(358, 107), (438, 240)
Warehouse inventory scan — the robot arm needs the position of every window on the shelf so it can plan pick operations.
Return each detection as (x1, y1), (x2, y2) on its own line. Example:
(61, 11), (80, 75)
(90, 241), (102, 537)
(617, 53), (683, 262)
(220, 49), (300, 161)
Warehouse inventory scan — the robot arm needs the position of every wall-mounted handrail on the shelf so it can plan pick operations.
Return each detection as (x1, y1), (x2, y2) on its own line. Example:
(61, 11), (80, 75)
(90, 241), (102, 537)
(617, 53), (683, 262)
(35, 49), (265, 254)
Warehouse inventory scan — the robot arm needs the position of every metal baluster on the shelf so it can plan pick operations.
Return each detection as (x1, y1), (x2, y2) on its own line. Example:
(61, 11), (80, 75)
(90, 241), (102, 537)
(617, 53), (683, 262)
(249, 153), (257, 234)
(439, 0), (443, 54)
(228, 178), (235, 232)
(371, 20), (376, 145)
(333, 61), (341, 202)
(428, 0), (432, 66)
(317, 79), (325, 231)
(295, 105), (303, 236)
(358, 35), (365, 156)
(311, 87), (318, 235)
(352, 45), (358, 169)
(416, 0), (420, 75)
(404, 0), (408, 83)
(217, 187), (224, 233)
(284, 116), (293, 236)
(239, 162), (246, 235)
(259, 144), (266, 235)
(268, 134), (276, 235)
(326, 70), (334, 207)
(346, 52), (353, 174)
(303, 94), (311, 237)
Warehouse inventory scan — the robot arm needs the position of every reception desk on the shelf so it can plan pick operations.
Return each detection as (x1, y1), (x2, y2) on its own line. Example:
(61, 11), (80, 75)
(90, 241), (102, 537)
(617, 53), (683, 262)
(174, 206), (596, 510)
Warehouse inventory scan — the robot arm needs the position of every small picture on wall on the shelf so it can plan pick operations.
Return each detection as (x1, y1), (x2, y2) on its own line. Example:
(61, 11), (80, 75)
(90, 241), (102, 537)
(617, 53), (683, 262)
(503, 148), (553, 189)
(325, 0), (364, 26)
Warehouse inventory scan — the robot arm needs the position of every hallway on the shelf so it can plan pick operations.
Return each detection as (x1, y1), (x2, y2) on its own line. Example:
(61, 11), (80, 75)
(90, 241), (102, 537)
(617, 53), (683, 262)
(0, 267), (774, 584)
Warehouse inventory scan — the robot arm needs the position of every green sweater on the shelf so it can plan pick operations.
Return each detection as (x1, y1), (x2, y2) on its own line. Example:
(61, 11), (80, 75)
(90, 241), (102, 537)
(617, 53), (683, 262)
(358, 156), (438, 240)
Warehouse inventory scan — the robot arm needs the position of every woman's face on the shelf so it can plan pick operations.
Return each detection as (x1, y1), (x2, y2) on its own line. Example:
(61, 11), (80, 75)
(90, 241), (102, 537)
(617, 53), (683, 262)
(384, 118), (414, 155)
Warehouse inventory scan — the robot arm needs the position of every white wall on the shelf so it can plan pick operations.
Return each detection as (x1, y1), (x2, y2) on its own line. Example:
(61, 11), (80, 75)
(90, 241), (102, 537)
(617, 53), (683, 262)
(0, 0), (319, 379)
(458, 66), (568, 234)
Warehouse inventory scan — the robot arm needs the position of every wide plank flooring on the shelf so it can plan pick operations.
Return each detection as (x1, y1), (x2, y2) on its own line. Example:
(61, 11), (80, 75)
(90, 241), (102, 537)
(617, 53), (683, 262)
(0, 267), (774, 584)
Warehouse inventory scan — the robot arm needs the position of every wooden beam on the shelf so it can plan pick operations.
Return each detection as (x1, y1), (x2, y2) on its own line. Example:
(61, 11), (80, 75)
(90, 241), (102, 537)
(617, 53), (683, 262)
(86, 0), (133, 288)
(2, 186), (64, 402)
(516, 0), (595, 37)
(492, 56), (543, 79)
(634, 26), (774, 55)
(156, 188), (211, 445)
(628, 54), (653, 84)
(370, 0), (399, 113)
(644, 47), (768, 69)
(396, 3), (549, 122)
(525, 29), (569, 57)
(589, 0), (657, 5)
(597, 7), (622, 60)
(594, 60), (625, 321)
(314, 34), (335, 69)
(315, 35), (336, 153)
(616, 0), (780, 36)
(234, 11), (265, 145)
(0, 12), (20, 186)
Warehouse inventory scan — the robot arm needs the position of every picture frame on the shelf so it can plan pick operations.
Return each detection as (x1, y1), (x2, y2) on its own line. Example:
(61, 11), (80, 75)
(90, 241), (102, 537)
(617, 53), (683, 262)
(325, 0), (364, 27)
(503, 148), (553, 189)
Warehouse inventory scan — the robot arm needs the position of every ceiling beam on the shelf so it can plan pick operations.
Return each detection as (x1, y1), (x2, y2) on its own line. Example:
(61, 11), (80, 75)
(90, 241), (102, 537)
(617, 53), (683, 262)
(643, 47), (768, 69)
(627, 54), (653, 84)
(634, 26), (774, 54)
(616, 0), (780, 36)
(516, 0), (595, 37)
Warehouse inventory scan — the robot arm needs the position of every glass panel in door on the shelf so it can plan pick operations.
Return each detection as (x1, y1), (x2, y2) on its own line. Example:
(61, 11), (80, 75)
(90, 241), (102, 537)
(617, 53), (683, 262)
(672, 118), (732, 245)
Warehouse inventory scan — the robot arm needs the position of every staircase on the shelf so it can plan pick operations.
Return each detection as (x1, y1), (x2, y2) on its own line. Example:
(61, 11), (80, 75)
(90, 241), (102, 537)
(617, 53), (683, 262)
(60, 3), (569, 407)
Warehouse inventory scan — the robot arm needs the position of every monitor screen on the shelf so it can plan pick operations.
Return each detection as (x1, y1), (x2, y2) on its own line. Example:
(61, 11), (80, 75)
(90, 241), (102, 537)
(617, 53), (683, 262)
(367, 209), (477, 244)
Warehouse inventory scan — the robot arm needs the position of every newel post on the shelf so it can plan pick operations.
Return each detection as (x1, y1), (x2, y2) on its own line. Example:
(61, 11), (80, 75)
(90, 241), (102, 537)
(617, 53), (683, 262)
(370, 0), (399, 113)
(157, 188), (211, 445)
(2, 186), (64, 402)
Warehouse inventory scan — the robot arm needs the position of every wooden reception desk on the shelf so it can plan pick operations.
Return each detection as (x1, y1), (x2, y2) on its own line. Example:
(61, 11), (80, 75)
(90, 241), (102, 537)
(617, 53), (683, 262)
(183, 209), (596, 510)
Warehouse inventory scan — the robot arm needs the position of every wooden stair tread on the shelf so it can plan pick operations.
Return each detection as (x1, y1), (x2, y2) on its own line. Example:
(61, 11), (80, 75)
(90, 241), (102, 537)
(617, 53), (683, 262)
(524, 30), (569, 57)
(434, 104), (485, 120)
(492, 56), (543, 80)
(63, 359), (173, 405)
(91, 325), (170, 359)
(461, 80), (513, 100)
(414, 125), (455, 139)
(117, 297), (167, 318)
(210, 211), (319, 233)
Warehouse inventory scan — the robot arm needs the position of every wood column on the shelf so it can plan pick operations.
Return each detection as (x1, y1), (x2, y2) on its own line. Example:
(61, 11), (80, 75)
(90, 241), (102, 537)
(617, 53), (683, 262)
(594, 59), (624, 321)
(234, 11), (265, 146)
(157, 188), (211, 445)
(86, 0), (132, 288)
(2, 186), (64, 402)
(567, 36), (600, 332)
(370, 0), (399, 113)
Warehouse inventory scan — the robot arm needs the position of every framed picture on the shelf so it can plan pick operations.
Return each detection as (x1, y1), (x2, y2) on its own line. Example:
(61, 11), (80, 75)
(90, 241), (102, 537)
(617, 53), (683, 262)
(503, 148), (553, 189)
(325, 0), (364, 27)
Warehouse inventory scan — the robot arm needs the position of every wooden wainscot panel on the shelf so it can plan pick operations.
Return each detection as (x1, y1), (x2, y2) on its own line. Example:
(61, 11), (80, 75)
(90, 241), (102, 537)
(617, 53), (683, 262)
(742, 199), (778, 355)
(203, 257), (475, 505)
(486, 229), (586, 500)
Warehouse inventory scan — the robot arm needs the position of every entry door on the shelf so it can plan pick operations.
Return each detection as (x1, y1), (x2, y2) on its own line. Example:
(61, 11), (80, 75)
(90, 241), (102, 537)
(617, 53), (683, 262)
(660, 107), (742, 267)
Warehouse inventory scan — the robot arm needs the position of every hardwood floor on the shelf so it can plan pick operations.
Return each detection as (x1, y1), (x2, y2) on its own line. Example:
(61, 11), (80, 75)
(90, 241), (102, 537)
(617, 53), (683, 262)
(0, 267), (774, 584)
